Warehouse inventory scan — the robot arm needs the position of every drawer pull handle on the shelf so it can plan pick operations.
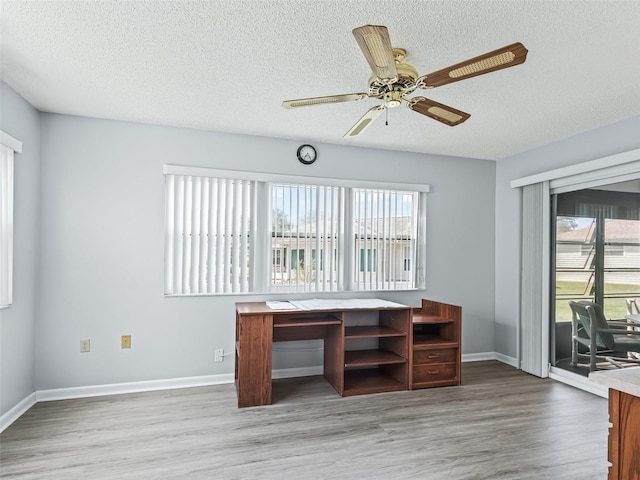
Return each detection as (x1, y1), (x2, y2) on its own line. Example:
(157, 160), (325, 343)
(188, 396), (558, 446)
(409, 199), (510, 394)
(427, 354), (440, 359)
(427, 370), (439, 375)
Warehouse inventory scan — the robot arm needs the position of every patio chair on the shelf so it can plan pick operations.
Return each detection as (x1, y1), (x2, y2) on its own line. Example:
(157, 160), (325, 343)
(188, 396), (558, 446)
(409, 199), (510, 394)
(569, 300), (640, 371)
(626, 298), (640, 315)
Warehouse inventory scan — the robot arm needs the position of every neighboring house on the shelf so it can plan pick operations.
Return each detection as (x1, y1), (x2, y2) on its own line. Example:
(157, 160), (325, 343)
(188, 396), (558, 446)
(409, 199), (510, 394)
(271, 216), (416, 288)
(556, 218), (640, 286)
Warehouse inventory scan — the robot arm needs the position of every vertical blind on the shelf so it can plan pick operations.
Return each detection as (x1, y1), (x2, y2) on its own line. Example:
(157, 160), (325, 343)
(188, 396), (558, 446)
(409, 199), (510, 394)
(270, 183), (343, 292)
(352, 188), (422, 291)
(164, 166), (428, 296)
(520, 182), (548, 377)
(165, 174), (255, 295)
(0, 145), (14, 307)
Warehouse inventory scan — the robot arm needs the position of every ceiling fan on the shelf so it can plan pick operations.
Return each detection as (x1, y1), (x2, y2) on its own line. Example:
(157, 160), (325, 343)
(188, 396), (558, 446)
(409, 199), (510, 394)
(282, 24), (528, 137)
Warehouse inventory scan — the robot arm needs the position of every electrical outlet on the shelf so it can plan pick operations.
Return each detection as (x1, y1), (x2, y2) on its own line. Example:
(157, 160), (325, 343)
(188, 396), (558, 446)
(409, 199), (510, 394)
(121, 335), (131, 349)
(214, 349), (224, 362)
(80, 338), (90, 353)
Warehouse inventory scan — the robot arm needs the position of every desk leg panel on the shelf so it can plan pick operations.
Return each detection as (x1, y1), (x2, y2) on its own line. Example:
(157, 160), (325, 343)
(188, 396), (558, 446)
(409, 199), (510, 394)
(236, 314), (273, 408)
(324, 321), (344, 395)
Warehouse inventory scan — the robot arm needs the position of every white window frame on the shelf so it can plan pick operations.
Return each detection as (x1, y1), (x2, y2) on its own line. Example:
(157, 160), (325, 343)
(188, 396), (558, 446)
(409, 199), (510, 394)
(1, 131), (22, 308)
(163, 164), (429, 296)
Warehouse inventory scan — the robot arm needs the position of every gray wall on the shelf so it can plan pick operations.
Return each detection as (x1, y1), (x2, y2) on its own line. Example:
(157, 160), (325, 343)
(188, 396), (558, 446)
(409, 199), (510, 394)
(494, 115), (640, 359)
(34, 113), (496, 390)
(0, 82), (41, 416)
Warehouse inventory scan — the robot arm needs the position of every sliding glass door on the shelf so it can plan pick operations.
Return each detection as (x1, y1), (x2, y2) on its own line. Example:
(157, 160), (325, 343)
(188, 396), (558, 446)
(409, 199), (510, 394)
(551, 184), (640, 375)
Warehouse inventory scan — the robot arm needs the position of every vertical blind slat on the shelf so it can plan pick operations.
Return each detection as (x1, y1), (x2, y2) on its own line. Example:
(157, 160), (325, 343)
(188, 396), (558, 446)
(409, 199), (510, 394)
(198, 178), (208, 293)
(164, 175), (175, 294)
(208, 179), (218, 293)
(240, 180), (250, 292)
(191, 177), (201, 293)
(174, 176), (185, 294)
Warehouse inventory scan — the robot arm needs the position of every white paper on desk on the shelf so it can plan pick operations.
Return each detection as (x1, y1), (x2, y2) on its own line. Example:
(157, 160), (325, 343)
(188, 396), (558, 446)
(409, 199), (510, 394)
(266, 301), (297, 310)
(289, 298), (408, 310)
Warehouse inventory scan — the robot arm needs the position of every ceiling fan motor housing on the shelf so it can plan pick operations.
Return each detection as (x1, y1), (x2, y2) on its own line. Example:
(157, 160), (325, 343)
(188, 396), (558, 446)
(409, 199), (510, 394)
(368, 61), (419, 101)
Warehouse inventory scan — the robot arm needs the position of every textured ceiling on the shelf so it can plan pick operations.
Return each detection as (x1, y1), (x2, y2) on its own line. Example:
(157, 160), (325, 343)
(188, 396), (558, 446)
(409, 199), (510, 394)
(1, 0), (639, 160)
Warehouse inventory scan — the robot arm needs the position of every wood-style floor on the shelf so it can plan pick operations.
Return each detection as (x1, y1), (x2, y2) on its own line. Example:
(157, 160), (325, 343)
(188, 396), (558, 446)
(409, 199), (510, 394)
(0, 361), (609, 480)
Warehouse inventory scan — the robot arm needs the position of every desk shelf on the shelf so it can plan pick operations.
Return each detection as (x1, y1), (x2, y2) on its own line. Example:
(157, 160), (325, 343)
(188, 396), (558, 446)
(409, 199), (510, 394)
(413, 335), (458, 349)
(413, 314), (455, 325)
(345, 325), (406, 338)
(343, 368), (406, 396)
(274, 314), (342, 328)
(344, 349), (406, 367)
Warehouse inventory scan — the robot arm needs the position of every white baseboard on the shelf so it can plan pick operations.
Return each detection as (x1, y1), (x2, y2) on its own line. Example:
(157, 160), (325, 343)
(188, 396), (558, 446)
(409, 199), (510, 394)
(549, 366), (608, 398)
(36, 373), (235, 402)
(462, 351), (519, 368)
(0, 392), (36, 433)
(2, 354), (514, 432)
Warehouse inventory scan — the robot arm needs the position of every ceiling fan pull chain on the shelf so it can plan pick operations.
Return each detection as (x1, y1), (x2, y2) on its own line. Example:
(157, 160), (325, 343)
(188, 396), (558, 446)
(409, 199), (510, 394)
(385, 108), (388, 126)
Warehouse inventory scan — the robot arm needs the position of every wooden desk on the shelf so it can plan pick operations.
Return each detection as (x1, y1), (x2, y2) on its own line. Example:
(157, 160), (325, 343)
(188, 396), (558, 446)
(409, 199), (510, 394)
(235, 299), (462, 408)
(235, 300), (412, 407)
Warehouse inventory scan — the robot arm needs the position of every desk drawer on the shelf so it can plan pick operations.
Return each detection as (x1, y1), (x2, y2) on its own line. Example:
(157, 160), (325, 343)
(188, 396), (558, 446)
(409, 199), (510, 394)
(413, 348), (457, 365)
(413, 363), (457, 383)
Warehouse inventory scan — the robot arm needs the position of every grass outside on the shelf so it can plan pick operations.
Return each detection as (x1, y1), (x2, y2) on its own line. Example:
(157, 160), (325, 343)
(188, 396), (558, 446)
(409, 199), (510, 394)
(555, 280), (640, 322)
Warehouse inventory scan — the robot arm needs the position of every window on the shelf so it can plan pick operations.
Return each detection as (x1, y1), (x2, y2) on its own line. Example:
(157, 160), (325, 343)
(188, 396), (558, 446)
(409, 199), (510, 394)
(352, 188), (421, 290)
(164, 166), (428, 295)
(0, 130), (22, 308)
(0, 132), (21, 308)
(164, 174), (255, 295)
(271, 183), (342, 292)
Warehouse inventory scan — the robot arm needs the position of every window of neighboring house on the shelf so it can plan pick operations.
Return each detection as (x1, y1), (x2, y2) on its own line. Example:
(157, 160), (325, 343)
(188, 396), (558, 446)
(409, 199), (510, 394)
(403, 246), (411, 271)
(164, 166), (428, 295)
(359, 248), (377, 272)
(272, 248), (283, 267)
(0, 132), (21, 308)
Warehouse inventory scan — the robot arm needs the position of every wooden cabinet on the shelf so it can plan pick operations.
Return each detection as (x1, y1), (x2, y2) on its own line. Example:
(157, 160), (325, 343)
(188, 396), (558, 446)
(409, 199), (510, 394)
(410, 299), (462, 389)
(607, 389), (640, 479)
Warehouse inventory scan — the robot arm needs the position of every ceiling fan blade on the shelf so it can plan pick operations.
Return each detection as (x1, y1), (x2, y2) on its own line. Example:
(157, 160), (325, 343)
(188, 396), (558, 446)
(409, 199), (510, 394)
(408, 97), (470, 126)
(352, 25), (398, 82)
(344, 105), (386, 138)
(282, 93), (369, 109)
(418, 43), (528, 89)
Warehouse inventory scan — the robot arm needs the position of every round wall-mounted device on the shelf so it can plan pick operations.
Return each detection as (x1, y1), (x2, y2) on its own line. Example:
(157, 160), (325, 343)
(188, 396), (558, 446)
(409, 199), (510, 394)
(297, 144), (317, 165)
